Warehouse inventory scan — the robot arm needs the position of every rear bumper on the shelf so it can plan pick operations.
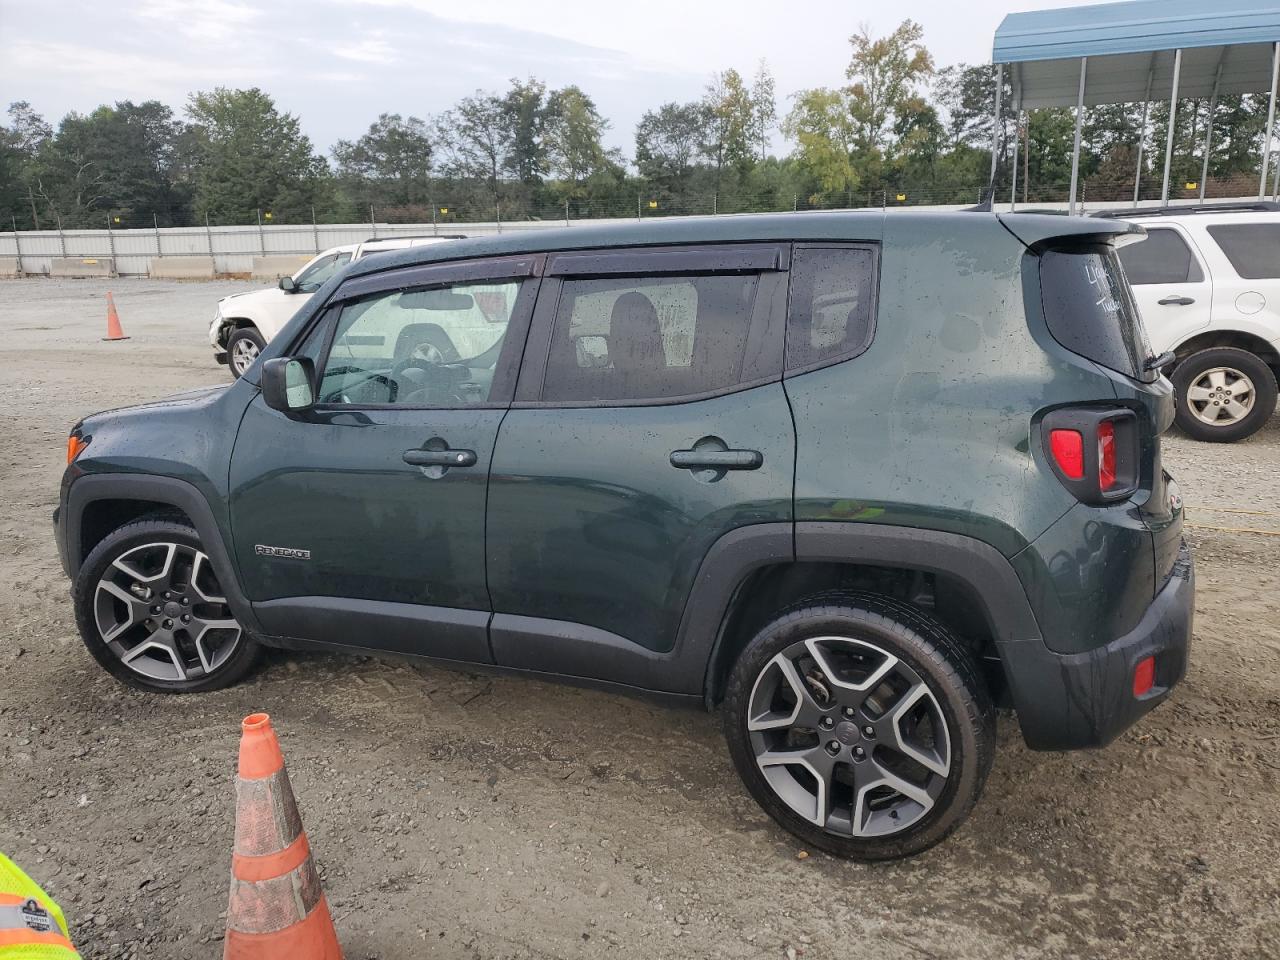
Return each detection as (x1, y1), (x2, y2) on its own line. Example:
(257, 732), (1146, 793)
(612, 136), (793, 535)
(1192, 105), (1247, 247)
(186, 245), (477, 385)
(998, 539), (1193, 750)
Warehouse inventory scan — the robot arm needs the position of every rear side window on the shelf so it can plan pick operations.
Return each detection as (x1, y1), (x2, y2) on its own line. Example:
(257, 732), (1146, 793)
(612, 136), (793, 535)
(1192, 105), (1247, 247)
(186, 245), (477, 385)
(1040, 246), (1155, 382)
(1205, 223), (1280, 279)
(541, 274), (760, 402)
(786, 246), (877, 370)
(1118, 228), (1204, 284)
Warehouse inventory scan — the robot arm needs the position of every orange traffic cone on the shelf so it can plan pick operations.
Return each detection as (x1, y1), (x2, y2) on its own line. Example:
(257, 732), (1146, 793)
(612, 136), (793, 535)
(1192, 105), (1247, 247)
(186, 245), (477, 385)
(102, 292), (129, 341)
(224, 713), (343, 960)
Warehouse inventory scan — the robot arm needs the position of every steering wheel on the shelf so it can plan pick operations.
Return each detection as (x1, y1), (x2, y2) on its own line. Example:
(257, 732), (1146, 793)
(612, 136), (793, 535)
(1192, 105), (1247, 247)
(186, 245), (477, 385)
(391, 342), (447, 378)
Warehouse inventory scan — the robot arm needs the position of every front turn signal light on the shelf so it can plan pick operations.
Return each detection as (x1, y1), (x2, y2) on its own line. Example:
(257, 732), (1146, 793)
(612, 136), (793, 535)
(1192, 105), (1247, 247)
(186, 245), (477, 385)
(67, 434), (88, 465)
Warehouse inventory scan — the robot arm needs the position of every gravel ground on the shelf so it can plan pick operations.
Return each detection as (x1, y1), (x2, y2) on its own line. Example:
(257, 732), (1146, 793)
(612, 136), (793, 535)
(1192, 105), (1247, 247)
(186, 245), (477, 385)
(1, 277), (1278, 960)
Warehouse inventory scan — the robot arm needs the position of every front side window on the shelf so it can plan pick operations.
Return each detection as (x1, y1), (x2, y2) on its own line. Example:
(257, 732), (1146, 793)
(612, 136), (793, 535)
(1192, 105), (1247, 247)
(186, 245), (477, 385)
(1117, 229), (1204, 285)
(1205, 222), (1280, 279)
(786, 246), (877, 370)
(540, 274), (760, 402)
(296, 252), (352, 292)
(317, 279), (522, 406)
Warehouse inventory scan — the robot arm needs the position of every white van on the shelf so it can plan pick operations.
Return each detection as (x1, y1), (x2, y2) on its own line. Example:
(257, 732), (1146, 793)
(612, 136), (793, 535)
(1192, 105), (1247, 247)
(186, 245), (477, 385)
(209, 235), (464, 377)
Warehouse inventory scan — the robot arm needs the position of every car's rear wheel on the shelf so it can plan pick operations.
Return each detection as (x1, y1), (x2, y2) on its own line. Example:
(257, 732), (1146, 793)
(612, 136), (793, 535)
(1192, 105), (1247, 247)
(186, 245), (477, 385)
(227, 326), (265, 379)
(723, 592), (995, 860)
(1172, 347), (1277, 442)
(73, 518), (261, 693)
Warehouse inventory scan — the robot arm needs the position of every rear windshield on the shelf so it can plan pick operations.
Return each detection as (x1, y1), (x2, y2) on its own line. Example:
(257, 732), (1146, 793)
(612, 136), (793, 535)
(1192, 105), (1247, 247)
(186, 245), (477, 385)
(1040, 245), (1155, 382)
(1205, 223), (1280, 279)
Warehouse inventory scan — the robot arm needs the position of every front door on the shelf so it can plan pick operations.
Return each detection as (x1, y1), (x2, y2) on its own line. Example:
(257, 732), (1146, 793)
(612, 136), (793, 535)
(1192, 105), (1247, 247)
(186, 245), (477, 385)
(228, 257), (540, 661)
(1117, 225), (1212, 352)
(484, 245), (795, 690)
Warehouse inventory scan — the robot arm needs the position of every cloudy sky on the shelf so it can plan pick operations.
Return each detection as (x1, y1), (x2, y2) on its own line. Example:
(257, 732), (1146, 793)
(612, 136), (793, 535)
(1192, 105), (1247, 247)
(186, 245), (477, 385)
(0, 0), (1100, 157)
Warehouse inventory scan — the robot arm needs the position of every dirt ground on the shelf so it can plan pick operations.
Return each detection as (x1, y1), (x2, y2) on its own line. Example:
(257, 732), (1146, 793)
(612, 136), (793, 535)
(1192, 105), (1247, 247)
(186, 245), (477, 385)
(1, 277), (1278, 960)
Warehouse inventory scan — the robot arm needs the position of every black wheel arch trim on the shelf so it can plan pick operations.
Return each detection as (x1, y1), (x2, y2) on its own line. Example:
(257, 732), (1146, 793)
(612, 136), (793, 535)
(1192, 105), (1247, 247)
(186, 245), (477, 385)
(61, 473), (265, 635)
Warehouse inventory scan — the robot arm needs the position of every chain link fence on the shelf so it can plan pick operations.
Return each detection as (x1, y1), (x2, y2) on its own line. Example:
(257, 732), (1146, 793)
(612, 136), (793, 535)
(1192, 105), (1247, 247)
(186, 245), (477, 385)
(3, 174), (1274, 277)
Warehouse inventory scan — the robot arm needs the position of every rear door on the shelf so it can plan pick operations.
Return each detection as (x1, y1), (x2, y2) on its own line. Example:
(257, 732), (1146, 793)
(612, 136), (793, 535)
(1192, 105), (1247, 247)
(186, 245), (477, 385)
(484, 244), (794, 691)
(1117, 225), (1212, 353)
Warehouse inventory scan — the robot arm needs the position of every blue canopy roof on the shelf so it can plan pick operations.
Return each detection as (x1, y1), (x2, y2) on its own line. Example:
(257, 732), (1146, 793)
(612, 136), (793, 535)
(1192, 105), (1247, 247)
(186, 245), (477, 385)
(994, 0), (1280, 108)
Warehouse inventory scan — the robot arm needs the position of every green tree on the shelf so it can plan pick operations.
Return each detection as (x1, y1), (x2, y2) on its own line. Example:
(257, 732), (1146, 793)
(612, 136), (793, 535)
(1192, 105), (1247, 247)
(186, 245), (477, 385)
(784, 87), (859, 195)
(185, 88), (330, 222)
(437, 91), (510, 209)
(703, 69), (756, 186)
(333, 113), (435, 210)
(0, 102), (52, 226)
(544, 86), (612, 198)
(846, 20), (934, 155)
(750, 60), (777, 162)
(502, 77), (549, 184)
(635, 101), (711, 187)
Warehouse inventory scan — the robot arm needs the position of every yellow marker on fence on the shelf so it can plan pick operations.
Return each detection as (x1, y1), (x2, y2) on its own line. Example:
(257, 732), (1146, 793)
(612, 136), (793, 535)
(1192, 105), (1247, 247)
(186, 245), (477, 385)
(1185, 182), (1198, 190)
(896, 193), (907, 202)
(648, 200), (658, 209)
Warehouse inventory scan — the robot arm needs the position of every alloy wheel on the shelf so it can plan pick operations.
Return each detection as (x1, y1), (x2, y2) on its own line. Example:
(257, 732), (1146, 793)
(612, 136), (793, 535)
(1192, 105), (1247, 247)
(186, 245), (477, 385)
(231, 337), (260, 375)
(746, 635), (951, 838)
(93, 541), (241, 682)
(1187, 366), (1256, 426)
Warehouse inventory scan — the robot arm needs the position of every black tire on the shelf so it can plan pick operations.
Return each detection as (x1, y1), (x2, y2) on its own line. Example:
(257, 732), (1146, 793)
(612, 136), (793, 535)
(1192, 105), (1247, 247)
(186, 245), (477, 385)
(722, 591), (995, 860)
(1172, 347), (1277, 443)
(226, 326), (266, 380)
(73, 518), (261, 693)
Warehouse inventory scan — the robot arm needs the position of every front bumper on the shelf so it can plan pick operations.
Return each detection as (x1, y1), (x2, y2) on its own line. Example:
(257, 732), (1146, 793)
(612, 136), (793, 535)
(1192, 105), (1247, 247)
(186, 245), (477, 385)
(997, 539), (1194, 751)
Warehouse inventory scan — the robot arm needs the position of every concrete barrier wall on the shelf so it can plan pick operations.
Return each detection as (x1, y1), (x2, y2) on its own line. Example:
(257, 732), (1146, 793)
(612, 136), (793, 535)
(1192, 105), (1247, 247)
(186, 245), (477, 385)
(0, 257), (18, 277)
(251, 254), (312, 280)
(149, 256), (216, 280)
(49, 257), (115, 278)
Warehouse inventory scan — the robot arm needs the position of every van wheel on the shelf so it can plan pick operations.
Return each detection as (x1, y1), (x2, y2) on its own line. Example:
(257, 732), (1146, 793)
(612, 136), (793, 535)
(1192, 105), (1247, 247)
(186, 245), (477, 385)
(73, 518), (261, 693)
(722, 592), (995, 860)
(227, 327), (265, 379)
(1172, 347), (1277, 442)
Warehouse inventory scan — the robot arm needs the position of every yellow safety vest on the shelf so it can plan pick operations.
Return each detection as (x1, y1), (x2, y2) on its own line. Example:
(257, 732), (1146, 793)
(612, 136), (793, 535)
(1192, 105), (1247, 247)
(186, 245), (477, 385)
(0, 856), (79, 959)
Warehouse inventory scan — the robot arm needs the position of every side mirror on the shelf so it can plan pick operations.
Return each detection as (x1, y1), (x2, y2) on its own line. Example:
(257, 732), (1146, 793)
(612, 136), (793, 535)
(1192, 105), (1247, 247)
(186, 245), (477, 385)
(278, 276), (299, 293)
(261, 357), (315, 413)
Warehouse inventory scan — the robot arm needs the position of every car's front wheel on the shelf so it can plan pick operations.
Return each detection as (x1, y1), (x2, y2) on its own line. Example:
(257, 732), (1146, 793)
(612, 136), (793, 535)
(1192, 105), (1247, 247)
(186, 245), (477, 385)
(226, 326), (266, 379)
(1172, 346), (1277, 442)
(73, 518), (261, 693)
(723, 592), (995, 860)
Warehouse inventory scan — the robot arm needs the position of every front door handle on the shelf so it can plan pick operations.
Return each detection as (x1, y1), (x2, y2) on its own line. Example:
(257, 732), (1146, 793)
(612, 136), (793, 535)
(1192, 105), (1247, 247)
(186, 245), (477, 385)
(1157, 295), (1195, 306)
(669, 449), (763, 471)
(403, 448), (477, 468)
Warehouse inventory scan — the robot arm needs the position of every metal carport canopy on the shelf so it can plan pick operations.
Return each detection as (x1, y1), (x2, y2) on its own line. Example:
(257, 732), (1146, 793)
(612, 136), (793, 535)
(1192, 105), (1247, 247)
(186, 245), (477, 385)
(994, 0), (1280, 109)
(989, 0), (1280, 212)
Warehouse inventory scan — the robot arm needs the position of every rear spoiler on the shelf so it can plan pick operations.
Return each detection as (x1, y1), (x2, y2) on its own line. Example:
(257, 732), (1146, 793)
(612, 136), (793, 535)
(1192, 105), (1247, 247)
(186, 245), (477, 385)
(996, 212), (1146, 253)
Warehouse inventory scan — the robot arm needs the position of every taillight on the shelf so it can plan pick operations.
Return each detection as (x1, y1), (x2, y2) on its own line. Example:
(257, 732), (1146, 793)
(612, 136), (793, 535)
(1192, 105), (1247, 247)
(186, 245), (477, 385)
(1098, 420), (1117, 491)
(1041, 408), (1138, 504)
(1049, 430), (1084, 480)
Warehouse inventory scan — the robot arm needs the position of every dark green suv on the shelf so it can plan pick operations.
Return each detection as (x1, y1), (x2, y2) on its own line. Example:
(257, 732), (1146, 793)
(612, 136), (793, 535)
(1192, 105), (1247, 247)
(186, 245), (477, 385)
(55, 212), (1193, 860)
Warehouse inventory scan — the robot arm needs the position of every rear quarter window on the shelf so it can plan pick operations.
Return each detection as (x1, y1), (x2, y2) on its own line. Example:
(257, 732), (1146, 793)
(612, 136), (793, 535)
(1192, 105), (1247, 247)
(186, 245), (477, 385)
(1117, 228), (1204, 284)
(1205, 223), (1280, 279)
(1040, 245), (1155, 382)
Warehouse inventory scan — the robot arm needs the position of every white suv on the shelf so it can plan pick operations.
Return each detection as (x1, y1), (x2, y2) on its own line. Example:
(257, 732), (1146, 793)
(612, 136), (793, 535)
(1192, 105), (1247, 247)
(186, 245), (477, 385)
(210, 235), (463, 378)
(1101, 203), (1280, 442)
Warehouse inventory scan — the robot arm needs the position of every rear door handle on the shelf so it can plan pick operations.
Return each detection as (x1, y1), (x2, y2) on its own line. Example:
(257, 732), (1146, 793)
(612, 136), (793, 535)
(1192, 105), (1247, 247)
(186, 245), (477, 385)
(669, 449), (763, 470)
(1157, 295), (1195, 306)
(403, 448), (477, 468)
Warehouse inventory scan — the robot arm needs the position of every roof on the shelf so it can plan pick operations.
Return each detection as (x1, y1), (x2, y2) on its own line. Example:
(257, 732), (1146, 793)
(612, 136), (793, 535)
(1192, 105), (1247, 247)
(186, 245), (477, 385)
(993, 0), (1280, 108)
(341, 210), (1140, 281)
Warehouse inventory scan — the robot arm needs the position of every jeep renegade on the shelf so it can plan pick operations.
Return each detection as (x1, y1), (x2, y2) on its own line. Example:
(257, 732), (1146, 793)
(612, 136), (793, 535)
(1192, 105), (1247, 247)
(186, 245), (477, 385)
(56, 212), (1193, 860)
